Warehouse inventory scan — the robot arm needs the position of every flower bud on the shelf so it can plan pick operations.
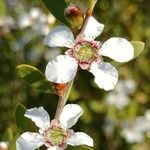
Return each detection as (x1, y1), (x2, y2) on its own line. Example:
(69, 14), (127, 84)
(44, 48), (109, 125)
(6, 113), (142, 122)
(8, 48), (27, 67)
(64, 5), (84, 29)
(53, 83), (67, 96)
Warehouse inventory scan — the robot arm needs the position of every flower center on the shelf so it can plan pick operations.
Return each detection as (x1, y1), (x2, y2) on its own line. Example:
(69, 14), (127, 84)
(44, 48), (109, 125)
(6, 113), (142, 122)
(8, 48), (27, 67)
(73, 41), (98, 63)
(44, 126), (68, 146)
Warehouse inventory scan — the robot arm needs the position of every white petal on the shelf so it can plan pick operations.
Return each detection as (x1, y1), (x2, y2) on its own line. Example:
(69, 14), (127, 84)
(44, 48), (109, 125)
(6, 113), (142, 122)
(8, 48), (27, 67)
(16, 132), (44, 150)
(67, 132), (94, 147)
(83, 16), (104, 40)
(45, 55), (78, 83)
(100, 37), (134, 62)
(25, 107), (50, 129)
(90, 62), (118, 91)
(44, 25), (74, 48)
(48, 146), (63, 150)
(59, 104), (83, 129)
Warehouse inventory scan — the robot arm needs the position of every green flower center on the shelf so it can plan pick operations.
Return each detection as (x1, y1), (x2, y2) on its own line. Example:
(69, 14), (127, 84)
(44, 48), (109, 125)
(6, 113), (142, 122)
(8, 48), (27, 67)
(74, 42), (97, 63)
(45, 127), (67, 146)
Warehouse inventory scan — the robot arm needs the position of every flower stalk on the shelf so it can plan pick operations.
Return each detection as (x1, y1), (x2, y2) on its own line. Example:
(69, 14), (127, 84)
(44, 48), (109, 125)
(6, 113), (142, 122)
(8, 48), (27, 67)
(54, 80), (74, 120)
(54, 1), (97, 121)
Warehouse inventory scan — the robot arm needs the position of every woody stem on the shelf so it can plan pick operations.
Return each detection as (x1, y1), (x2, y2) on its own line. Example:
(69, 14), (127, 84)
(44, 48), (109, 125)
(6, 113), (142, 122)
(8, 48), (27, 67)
(54, 80), (74, 120)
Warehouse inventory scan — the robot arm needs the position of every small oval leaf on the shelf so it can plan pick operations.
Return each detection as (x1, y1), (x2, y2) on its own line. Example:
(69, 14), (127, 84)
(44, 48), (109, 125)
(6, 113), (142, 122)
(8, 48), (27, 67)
(111, 41), (145, 67)
(42, 0), (69, 26)
(16, 64), (53, 93)
(15, 104), (37, 133)
(131, 41), (145, 58)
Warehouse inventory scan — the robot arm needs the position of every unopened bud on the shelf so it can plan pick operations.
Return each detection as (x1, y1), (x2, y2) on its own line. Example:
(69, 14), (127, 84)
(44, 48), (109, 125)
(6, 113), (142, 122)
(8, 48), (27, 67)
(64, 5), (84, 29)
(53, 83), (67, 96)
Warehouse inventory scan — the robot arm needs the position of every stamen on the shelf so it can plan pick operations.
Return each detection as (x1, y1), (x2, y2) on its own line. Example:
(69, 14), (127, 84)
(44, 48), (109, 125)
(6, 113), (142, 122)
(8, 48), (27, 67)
(44, 126), (68, 146)
(73, 40), (99, 66)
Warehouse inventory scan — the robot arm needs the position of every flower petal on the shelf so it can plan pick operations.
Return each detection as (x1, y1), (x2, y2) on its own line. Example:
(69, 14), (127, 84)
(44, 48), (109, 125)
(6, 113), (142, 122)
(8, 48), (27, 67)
(59, 104), (83, 129)
(67, 132), (94, 147)
(44, 25), (74, 48)
(90, 62), (118, 91)
(48, 146), (63, 150)
(100, 37), (134, 62)
(25, 107), (50, 130)
(45, 55), (78, 83)
(82, 16), (104, 40)
(16, 132), (44, 150)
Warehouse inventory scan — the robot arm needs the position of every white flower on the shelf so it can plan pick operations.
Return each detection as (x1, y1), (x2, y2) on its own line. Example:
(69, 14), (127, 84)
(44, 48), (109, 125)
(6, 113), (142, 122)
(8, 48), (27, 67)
(0, 16), (15, 33)
(16, 104), (93, 150)
(105, 79), (136, 109)
(18, 7), (54, 35)
(122, 127), (144, 143)
(145, 110), (150, 121)
(106, 92), (130, 110)
(44, 16), (134, 91)
(121, 115), (150, 143)
(115, 79), (137, 95)
(103, 118), (115, 136)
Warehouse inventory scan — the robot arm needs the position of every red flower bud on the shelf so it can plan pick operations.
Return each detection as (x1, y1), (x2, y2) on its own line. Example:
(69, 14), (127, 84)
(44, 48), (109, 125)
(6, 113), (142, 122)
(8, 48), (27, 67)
(64, 5), (84, 29)
(53, 83), (67, 96)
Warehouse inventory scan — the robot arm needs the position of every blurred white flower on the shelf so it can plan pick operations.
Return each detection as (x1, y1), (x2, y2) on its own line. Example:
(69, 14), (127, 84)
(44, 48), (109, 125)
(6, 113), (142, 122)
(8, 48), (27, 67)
(105, 79), (136, 109)
(0, 16), (15, 33)
(121, 111), (150, 143)
(18, 7), (55, 35)
(145, 109), (150, 120)
(44, 17), (134, 91)
(115, 79), (137, 95)
(106, 92), (130, 110)
(103, 118), (115, 136)
(47, 14), (56, 24)
(16, 104), (93, 150)
(0, 141), (9, 150)
(17, 13), (31, 28)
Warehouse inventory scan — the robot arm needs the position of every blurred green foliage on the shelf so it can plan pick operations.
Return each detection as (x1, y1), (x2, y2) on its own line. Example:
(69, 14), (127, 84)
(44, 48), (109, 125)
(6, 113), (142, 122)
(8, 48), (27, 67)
(0, 0), (150, 150)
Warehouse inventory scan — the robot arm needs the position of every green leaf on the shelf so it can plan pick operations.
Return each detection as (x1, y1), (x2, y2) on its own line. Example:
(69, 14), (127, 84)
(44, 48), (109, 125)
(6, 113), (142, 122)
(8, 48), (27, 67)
(111, 41), (145, 67)
(42, 0), (69, 26)
(131, 41), (145, 58)
(2, 128), (14, 142)
(15, 104), (37, 133)
(67, 146), (94, 150)
(16, 64), (53, 94)
(0, 0), (6, 18)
